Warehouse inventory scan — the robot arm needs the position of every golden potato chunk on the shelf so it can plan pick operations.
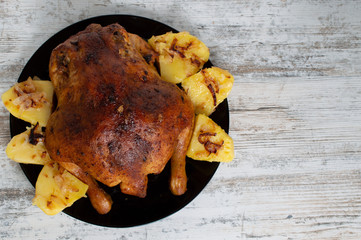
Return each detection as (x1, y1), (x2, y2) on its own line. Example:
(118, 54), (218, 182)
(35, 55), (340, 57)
(187, 114), (234, 162)
(182, 67), (234, 116)
(32, 162), (88, 215)
(6, 124), (51, 165)
(148, 32), (209, 84)
(2, 77), (54, 127)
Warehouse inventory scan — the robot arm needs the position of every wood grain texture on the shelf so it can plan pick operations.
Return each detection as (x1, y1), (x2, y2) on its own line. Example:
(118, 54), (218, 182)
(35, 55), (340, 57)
(1, 0), (361, 239)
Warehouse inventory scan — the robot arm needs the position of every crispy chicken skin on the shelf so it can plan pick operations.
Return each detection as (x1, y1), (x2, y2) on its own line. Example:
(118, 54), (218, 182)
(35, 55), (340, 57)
(45, 23), (194, 214)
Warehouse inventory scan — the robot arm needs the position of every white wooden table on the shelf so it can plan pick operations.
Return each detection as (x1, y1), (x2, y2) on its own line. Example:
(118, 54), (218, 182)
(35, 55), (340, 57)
(1, 0), (361, 239)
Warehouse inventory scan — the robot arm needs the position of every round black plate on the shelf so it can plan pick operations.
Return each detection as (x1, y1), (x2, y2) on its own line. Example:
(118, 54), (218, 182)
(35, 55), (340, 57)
(10, 15), (229, 227)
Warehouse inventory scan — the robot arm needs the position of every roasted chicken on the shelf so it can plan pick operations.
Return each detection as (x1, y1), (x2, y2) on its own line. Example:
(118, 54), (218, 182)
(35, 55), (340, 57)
(45, 23), (194, 214)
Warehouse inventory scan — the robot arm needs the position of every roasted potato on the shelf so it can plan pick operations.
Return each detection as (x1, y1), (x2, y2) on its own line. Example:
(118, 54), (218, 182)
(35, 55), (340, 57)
(32, 162), (88, 215)
(6, 124), (51, 165)
(148, 32), (209, 84)
(182, 67), (234, 116)
(187, 114), (234, 162)
(2, 77), (54, 127)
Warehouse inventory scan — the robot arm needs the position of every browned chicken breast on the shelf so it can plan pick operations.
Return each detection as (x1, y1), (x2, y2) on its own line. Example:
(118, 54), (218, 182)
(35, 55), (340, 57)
(45, 23), (194, 214)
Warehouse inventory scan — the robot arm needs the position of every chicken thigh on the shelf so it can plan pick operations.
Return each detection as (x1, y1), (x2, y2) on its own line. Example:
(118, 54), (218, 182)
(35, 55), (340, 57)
(45, 23), (194, 214)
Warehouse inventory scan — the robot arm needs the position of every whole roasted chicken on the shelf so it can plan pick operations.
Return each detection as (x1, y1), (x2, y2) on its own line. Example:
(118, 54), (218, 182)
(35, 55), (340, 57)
(45, 23), (194, 214)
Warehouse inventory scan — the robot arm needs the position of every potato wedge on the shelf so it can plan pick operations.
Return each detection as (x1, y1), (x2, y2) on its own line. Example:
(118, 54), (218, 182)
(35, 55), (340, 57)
(182, 67), (234, 116)
(2, 77), (54, 127)
(32, 162), (88, 215)
(148, 32), (209, 84)
(187, 114), (234, 162)
(6, 124), (51, 165)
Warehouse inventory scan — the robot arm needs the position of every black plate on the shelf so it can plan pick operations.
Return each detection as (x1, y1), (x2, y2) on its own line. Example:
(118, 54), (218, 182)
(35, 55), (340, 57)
(10, 15), (229, 227)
